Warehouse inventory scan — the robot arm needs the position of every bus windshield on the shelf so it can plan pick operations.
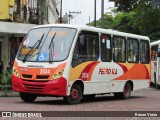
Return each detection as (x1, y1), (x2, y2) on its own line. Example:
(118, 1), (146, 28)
(17, 27), (77, 62)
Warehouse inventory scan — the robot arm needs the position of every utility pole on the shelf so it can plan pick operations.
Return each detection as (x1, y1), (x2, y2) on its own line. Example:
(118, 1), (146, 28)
(94, 0), (96, 27)
(101, 0), (104, 28)
(59, 0), (63, 23)
(68, 11), (81, 24)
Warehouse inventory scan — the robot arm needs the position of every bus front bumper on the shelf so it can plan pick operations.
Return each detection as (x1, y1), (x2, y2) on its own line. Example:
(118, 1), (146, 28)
(12, 75), (67, 96)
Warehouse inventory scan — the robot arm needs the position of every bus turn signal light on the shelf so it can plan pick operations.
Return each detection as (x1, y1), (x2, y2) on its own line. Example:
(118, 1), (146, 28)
(13, 67), (20, 78)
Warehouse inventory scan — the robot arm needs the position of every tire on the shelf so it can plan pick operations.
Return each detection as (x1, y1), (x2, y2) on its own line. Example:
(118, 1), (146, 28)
(63, 84), (82, 104)
(19, 92), (37, 103)
(114, 82), (131, 99)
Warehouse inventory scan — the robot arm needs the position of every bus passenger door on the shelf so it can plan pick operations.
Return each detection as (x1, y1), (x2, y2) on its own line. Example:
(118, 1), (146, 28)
(70, 31), (112, 94)
(151, 45), (158, 86)
(157, 45), (160, 86)
(98, 34), (123, 92)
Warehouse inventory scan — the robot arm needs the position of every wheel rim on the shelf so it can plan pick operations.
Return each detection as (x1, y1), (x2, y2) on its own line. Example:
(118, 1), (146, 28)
(70, 88), (79, 100)
(124, 84), (131, 97)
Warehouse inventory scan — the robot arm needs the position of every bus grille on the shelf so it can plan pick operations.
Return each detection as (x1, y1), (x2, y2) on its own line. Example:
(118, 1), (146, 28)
(36, 75), (49, 79)
(22, 74), (32, 79)
(22, 82), (46, 92)
(22, 74), (49, 80)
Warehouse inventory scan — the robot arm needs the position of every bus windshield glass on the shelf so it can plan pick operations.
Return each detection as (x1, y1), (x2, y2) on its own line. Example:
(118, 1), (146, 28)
(17, 27), (77, 62)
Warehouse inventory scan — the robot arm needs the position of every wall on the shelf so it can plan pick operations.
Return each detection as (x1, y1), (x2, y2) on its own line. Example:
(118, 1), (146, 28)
(0, 0), (15, 20)
(39, 0), (60, 24)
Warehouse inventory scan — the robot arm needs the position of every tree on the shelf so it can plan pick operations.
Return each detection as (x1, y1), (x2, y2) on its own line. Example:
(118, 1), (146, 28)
(87, 14), (114, 29)
(112, 11), (138, 34)
(88, 2), (160, 41)
(112, 0), (152, 12)
(135, 3), (160, 41)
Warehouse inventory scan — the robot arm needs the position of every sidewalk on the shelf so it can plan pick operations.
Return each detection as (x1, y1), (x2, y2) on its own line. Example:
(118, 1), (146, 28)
(0, 85), (19, 97)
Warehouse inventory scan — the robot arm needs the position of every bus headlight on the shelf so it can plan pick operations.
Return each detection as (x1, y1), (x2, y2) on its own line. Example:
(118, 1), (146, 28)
(58, 71), (63, 76)
(51, 69), (64, 80)
(54, 74), (59, 79)
(13, 67), (20, 78)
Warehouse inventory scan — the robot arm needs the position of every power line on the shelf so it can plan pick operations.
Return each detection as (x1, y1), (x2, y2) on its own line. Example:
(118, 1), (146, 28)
(68, 11), (81, 24)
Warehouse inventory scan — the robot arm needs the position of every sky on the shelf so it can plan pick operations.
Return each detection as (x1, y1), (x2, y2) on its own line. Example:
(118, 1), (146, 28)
(62, 0), (115, 25)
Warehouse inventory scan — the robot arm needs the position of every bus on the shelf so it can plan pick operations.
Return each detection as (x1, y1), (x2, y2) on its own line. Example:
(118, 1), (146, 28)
(12, 24), (151, 104)
(151, 40), (160, 89)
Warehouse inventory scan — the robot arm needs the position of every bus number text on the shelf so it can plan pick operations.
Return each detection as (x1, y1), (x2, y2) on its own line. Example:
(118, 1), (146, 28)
(82, 73), (89, 79)
(40, 69), (50, 74)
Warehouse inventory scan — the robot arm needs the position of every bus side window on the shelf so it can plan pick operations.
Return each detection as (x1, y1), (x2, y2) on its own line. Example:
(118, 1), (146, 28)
(151, 45), (158, 61)
(72, 36), (82, 66)
(113, 36), (126, 62)
(140, 40), (150, 64)
(127, 38), (139, 63)
(101, 34), (112, 62)
(72, 31), (99, 67)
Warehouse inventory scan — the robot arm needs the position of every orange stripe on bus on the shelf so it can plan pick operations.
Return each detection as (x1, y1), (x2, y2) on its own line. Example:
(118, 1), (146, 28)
(114, 64), (150, 80)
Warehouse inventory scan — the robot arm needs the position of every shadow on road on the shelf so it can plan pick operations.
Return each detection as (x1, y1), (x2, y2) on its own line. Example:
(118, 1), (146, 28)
(27, 95), (144, 105)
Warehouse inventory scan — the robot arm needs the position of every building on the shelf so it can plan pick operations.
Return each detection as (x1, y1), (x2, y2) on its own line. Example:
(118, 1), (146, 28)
(0, 0), (60, 69)
(40, 0), (60, 24)
(152, 0), (160, 9)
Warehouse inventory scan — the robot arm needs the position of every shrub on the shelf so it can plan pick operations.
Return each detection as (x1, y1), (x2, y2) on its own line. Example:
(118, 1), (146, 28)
(0, 71), (12, 85)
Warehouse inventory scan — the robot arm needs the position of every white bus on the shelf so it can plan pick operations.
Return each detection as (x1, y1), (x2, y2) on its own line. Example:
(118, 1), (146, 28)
(151, 40), (160, 89)
(12, 24), (151, 104)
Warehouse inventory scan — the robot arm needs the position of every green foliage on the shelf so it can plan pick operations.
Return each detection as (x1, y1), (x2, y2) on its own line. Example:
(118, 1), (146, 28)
(134, 4), (160, 40)
(112, 11), (138, 34)
(87, 14), (114, 29)
(0, 71), (12, 85)
(112, 0), (152, 12)
(88, 3), (160, 41)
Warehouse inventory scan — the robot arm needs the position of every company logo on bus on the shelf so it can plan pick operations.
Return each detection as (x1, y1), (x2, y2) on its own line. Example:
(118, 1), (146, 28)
(20, 67), (28, 71)
(99, 68), (117, 75)
(27, 65), (44, 68)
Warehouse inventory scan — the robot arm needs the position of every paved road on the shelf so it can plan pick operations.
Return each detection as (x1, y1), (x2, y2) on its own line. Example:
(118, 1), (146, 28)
(0, 87), (160, 120)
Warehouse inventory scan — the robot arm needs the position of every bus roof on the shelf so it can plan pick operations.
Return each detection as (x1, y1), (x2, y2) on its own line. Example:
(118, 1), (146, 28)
(33, 24), (150, 40)
(151, 40), (160, 46)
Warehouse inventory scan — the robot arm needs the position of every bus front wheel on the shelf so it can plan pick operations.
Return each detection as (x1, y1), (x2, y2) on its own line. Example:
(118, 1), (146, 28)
(63, 84), (82, 104)
(114, 82), (131, 99)
(19, 92), (37, 103)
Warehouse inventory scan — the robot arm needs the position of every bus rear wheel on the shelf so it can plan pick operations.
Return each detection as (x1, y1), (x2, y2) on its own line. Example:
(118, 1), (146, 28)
(114, 82), (131, 99)
(20, 92), (37, 103)
(63, 84), (82, 104)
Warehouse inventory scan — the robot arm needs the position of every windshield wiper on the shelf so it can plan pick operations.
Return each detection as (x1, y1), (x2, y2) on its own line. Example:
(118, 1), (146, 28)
(48, 33), (56, 63)
(22, 33), (45, 63)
